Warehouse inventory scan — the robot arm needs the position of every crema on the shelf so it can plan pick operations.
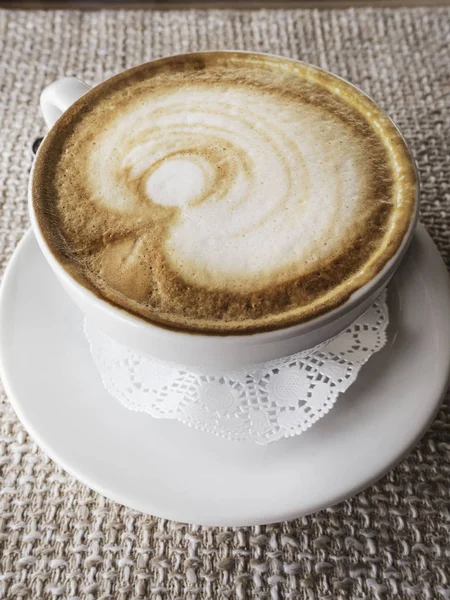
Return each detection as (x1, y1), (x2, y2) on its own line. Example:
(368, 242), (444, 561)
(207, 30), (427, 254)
(33, 53), (417, 333)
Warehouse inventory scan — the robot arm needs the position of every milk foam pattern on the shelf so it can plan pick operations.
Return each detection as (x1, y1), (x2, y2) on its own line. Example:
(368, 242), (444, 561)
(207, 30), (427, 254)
(88, 85), (366, 292)
(85, 291), (389, 444)
(34, 54), (417, 333)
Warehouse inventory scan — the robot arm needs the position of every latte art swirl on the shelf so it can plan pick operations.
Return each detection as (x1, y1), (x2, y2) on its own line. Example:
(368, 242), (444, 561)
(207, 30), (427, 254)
(89, 88), (364, 292)
(33, 54), (417, 333)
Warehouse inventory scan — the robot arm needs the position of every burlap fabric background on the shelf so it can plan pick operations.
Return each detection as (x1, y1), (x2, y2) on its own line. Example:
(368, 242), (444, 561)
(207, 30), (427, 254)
(0, 7), (449, 599)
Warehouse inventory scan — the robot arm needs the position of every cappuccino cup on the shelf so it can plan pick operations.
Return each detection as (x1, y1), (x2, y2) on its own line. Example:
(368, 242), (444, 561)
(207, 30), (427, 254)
(30, 52), (418, 369)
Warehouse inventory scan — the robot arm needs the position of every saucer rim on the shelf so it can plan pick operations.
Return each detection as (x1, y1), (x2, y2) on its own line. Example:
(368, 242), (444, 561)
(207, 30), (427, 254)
(0, 225), (449, 526)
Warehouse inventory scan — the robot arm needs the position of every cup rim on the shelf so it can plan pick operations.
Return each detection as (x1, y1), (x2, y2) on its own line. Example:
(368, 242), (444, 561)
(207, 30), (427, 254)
(30, 50), (420, 344)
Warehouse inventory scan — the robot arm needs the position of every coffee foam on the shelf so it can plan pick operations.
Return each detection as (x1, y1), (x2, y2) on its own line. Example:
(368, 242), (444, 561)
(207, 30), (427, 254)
(33, 53), (417, 334)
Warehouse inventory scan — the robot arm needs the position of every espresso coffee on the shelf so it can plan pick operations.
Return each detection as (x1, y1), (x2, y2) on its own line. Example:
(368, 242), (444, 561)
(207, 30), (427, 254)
(33, 53), (417, 334)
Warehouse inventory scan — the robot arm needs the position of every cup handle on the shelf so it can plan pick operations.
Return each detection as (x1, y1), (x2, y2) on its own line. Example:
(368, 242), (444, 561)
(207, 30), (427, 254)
(40, 77), (91, 129)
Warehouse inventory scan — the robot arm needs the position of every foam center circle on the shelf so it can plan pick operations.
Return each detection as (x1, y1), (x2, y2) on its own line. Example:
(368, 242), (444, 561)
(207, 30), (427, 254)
(146, 158), (206, 207)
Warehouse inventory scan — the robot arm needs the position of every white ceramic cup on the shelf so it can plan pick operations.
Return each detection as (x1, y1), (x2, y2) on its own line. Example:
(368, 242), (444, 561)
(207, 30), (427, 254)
(29, 58), (419, 370)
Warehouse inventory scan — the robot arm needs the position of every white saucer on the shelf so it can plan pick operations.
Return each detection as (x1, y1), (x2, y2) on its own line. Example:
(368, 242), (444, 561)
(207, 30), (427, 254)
(0, 226), (449, 526)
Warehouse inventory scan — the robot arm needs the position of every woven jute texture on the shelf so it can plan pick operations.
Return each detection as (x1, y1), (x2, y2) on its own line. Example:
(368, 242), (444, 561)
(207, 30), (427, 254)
(0, 7), (449, 599)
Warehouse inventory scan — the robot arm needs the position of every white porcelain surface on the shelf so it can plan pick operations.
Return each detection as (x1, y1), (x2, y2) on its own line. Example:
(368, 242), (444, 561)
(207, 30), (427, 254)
(29, 65), (419, 369)
(40, 77), (90, 128)
(0, 226), (449, 527)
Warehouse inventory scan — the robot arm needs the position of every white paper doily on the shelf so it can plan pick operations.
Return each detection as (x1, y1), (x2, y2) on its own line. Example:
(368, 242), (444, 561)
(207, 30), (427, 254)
(85, 291), (389, 444)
